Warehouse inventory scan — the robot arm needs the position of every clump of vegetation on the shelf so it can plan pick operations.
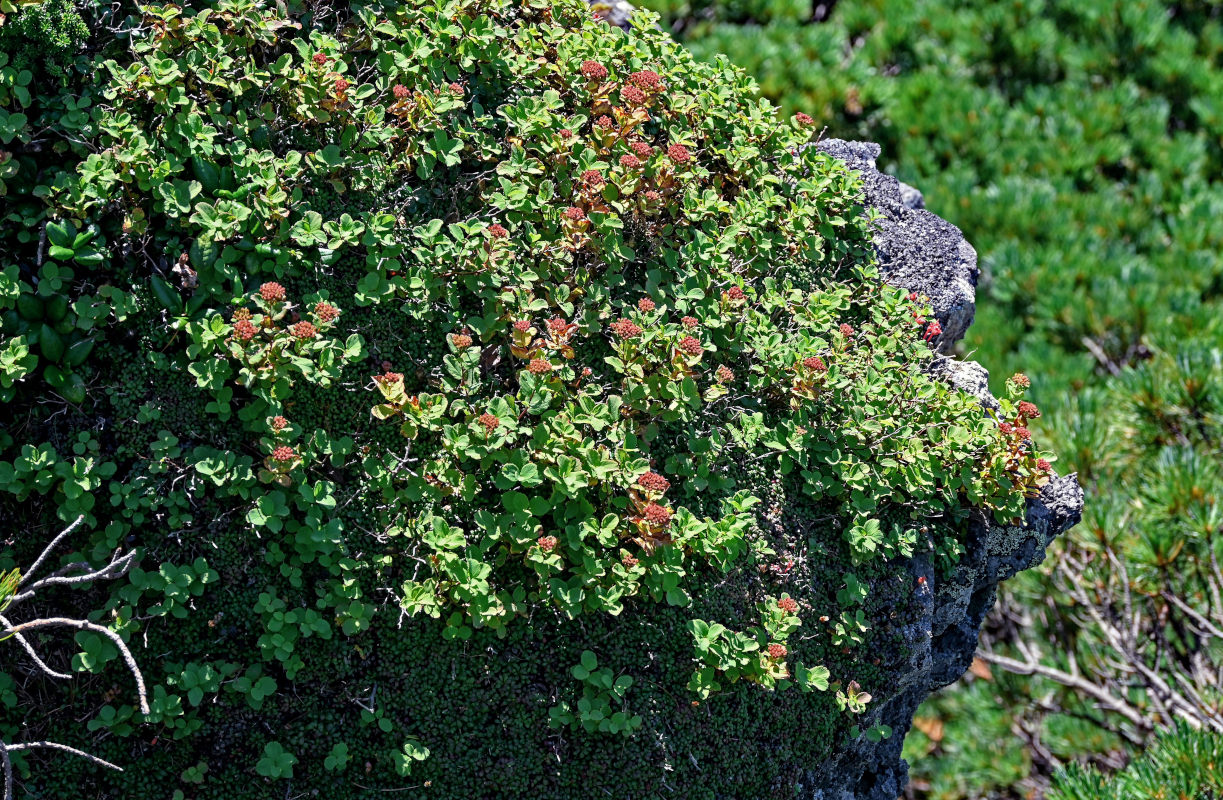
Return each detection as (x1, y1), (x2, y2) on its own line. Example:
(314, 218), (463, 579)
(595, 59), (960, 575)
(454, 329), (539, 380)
(0, 0), (1047, 797)
(641, 0), (1223, 795)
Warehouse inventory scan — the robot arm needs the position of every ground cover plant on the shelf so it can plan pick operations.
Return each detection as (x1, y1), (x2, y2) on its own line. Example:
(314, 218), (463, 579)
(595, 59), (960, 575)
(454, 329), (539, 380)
(637, 0), (1223, 795)
(0, 0), (1050, 797)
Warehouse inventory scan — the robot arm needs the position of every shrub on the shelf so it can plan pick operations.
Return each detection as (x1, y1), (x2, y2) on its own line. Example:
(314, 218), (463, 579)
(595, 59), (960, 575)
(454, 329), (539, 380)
(0, 0), (1042, 796)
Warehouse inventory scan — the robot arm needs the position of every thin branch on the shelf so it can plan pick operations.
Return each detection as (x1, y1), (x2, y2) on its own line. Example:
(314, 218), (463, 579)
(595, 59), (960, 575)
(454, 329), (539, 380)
(16, 515), (86, 590)
(0, 614), (72, 680)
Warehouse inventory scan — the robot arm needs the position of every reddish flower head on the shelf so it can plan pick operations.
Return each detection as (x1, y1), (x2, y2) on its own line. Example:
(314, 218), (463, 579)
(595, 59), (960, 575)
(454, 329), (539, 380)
(839, 323), (854, 337)
(637, 297), (656, 312)
(564, 206), (587, 221)
(558, 128), (574, 140)
(259, 282), (286, 303)
(1014, 426), (1032, 441)
(609, 318), (642, 339)
(619, 154), (641, 169)
(512, 319), (532, 332)
(477, 413), (500, 433)
(622, 85), (647, 105)
(678, 336), (702, 356)
(622, 552), (639, 568)
(631, 141), (653, 158)
(537, 535), (558, 552)
(448, 82), (463, 94)
(998, 422), (1014, 435)
(580, 60), (609, 80)
(803, 356), (827, 372)
(923, 320), (943, 342)
(1036, 458), (1052, 472)
(452, 333), (473, 350)
(666, 144), (691, 163)
(643, 503), (671, 527)
(334, 77), (350, 93)
(1011, 373), (1031, 388)
(794, 112), (814, 126)
(272, 445), (296, 463)
(233, 319), (257, 341)
(393, 84), (410, 99)
(547, 317), (569, 333)
(725, 286), (746, 301)
(580, 169), (605, 188)
(908, 291), (919, 302)
(489, 223), (509, 240)
(271, 416), (289, 431)
(715, 364), (734, 383)
(637, 471), (671, 494)
(527, 358), (553, 375)
(643, 190), (661, 203)
(312, 52), (329, 65)
(595, 115), (615, 129)
(681, 316), (699, 329)
(313, 301), (340, 323)
(290, 321), (317, 339)
(777, 597), (799, 614)
(1018, 401), (1041, 419)
(377, 371), (403, 385)
(629, 70), (662, 90)
(767, 643), (788, 660)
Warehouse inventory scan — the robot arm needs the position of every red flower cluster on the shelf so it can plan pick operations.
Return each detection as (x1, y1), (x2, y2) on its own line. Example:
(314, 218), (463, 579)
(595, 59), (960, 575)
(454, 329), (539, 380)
(271, 416), (289, 431)
(580, 60), (609, 80)
(477, 413), (500, 433)
(908, 291), (919, 302)
(537, 535), (558, 552)
(547, 317), (569, 332)
(622, 85), (647, 105)
(637, 471), (671, 493)
(527, 358), (552, 375)
(643, 503), (671, 527)
(999, 422), (1013, 434)
(1036, 458), (1051, 472)
(290, 321), (317, 339)
(393, 84), (409, 99)
(643, 190), (661, 203)
(622, 553), (639, 568)
(667, 144), (691, 163)
(767, 643), (788, 660)
(619, 154), (641, 169)
(839, 323), (854, 337)
(334, 77), (350, 93)
(512, 319), (532, 332)
(271, 445), (296, 463)
(260, 282), (286, 302)
(631, 141), (653, 158)
(609, 319), (642, 339)
(564, 206), (587, 221)
(1011, 373), (1031, 388)
(580, 169), (604, 188)
(637, 297), (656, 312)
(777, 597), (799, 614)
(715, 365), (734, 383)
(452, 333), (473, 349)
(1014, 426), (1032, 441)
(795, 112), (814, 126)
(489, 223), (509, 239)
(233, 307), (252, 321)
(1017, 401), (1041, 419)
(558, 129), (574, 140)
(312, 52), (328, 65)
(313, 301), (339, 322)
(448, 82), (463, 94)
(678, 336), (702, 356)
(681, 316), (698, 329)
(923, 320), (942, 342)
(233, 319), (257, 341)
(803, 356), (827, 372)
(629, 70), (662, 90)
(725, 286), (745, 301)
(378, 371), (404, 384)
(595, 115), (615, 129)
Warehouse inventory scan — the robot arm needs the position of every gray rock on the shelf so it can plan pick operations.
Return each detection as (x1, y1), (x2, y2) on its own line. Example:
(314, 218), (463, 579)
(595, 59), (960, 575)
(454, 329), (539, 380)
(797, 140), (1085, 800)
(814, 139), (978, 352)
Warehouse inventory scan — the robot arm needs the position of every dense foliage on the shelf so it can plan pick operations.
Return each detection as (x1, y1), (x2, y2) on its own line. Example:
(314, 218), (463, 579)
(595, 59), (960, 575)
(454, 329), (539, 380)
(0, 0), (1046, 797)
(640, 0), (1223, 795)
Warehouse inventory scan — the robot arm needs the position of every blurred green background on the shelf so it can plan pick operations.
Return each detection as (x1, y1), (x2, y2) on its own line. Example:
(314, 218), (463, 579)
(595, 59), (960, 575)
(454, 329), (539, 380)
(635, 0), (1223, 796)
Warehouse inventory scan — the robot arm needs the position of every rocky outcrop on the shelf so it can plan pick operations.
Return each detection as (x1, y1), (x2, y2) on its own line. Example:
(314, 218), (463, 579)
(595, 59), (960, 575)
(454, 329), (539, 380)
(802, 140), (1085, 799)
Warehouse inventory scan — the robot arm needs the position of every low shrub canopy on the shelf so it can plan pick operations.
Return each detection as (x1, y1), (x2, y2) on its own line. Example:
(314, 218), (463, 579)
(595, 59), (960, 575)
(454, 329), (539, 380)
(0, 0), (1044, 796)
